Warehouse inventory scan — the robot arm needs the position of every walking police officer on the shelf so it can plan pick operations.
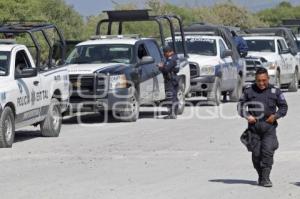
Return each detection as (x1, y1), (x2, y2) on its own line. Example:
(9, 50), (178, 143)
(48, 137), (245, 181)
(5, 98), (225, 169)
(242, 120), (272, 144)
(158, 46), (179, 119)
(237, 68), (288, 187)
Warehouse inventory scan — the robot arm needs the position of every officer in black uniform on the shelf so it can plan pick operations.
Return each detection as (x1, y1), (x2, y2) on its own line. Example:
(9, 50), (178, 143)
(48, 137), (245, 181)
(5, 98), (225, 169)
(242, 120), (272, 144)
(237, 68), (288, 187)
(158, 46), (179, 119)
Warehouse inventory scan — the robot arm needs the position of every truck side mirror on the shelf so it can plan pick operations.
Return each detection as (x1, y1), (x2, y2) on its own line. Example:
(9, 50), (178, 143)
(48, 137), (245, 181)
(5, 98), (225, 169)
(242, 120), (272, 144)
(15, 67), (37, 79)
(221, 50), (233, 59)
(137, 56), (155, 66)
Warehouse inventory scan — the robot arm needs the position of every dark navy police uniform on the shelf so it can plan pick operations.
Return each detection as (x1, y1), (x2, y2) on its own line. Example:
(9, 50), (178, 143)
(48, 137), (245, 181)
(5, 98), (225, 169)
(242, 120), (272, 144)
(238, 84), (288, 184)
(233, 35), (248, 58)
(159, 54), (179, 117)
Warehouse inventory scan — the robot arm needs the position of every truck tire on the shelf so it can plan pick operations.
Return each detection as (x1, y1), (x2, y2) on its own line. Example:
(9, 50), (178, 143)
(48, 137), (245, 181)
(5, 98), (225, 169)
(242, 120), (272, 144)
(40, 98), (62, 137)
(275, 70), (281, 89)
(207, 77), (221, 106)
(288, 70), (299, 92)
(177, 81), (186, 115)
(118, 89), (140, 122)
(0, 107), (15, 148)
(229, 75), (243, 102)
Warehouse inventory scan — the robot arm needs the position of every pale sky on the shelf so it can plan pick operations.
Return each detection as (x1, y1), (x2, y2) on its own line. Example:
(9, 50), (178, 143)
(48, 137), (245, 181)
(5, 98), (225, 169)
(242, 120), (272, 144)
(64, 0), (300, 17)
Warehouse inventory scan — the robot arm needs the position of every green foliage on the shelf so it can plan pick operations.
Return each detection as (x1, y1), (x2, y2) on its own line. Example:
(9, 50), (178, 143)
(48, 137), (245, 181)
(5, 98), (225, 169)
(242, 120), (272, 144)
(0, 0), (84, 40)
(257, 2), (300, 26)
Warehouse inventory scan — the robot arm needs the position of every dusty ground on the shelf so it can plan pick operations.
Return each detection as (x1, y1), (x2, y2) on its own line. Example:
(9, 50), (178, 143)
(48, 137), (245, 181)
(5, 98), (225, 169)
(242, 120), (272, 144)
(0, 91), (299, 199)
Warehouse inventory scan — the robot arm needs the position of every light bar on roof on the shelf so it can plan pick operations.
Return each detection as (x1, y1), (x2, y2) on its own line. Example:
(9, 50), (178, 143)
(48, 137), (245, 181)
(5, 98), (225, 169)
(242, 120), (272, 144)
(181, 31), (216, 36)
(90, 34), (140, 40)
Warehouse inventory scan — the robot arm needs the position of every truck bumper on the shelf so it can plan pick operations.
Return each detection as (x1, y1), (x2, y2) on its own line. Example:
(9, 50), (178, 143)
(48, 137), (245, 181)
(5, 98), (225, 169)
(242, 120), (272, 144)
(70, 88), (132, 112)
(190, 76), (216, 92)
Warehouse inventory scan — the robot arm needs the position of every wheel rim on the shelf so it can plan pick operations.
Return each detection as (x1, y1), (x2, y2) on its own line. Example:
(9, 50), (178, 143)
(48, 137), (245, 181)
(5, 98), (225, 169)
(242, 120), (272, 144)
(4, 116), (13, 142)
(294, 72), (299, 88)
(216, 84), (221, 103)
(51, 106), (60, 131)
(275, 74), (280, 88)
(177, 87), (185, 110)
(129, 95), (138, 116)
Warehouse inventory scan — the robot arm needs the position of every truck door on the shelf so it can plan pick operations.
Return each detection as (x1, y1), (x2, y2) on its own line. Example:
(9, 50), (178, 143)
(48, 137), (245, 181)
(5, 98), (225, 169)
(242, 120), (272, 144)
(13, 48), (42, 126)
(144, 40), (165, 101)
(277, 39), (293, 83)
(219, 39), (234, 90)
(135, 43), (154, 104)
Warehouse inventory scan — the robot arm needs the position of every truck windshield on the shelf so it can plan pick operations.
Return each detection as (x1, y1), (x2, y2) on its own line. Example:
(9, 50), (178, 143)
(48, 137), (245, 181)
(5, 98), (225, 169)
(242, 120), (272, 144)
(66, 44), (134, 64)
(167, 38), (217, 56)
(246, 39), (276, 52)
(0, 52), (10, 76)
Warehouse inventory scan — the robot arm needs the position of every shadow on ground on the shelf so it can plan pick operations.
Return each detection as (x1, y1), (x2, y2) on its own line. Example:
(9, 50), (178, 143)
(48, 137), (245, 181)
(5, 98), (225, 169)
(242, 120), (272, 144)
(291, 182), (300, 187)
(63, 110), (170, 125)
(209, 179), (257, 186)
(14, 130), (42, 143)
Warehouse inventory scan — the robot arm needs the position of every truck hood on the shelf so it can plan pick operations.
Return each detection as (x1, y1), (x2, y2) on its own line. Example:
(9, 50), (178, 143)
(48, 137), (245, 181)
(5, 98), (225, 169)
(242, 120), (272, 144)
(188, 54), (220, 66)
(68, 63), (129, 75)
(247, 52), (277, 62)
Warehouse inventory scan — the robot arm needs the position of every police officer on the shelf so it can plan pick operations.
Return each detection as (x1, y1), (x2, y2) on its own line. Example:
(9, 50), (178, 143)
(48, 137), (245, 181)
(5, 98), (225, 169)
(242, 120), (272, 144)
(237, 68), (288, 187)
(231, 30), (248, 58)
(158, 46), (179, 119)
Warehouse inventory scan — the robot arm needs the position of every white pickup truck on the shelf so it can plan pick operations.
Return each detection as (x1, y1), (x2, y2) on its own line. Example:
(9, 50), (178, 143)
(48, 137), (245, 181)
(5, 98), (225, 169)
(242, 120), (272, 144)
(167, 34), (245, 105)
(0, 23), (69, 148)
(244, 36), (298, 91)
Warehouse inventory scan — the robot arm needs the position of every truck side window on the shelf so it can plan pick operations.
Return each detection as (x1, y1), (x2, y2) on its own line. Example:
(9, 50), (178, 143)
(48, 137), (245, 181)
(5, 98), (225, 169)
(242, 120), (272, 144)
(145, 41), (162, 63)
(219, 39), (227, 56)
(137, 44), (149, 60)
(277, 40), (288, 52)
(279, 40), (288, 51)
(15, 50), (32, 75)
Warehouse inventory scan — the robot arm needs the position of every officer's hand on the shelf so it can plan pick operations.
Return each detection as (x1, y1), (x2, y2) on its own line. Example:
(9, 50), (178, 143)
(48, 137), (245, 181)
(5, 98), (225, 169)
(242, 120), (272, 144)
(266, 114), (276, 124)
(157, 62), (164, 68)
(247, 115), (257, 124)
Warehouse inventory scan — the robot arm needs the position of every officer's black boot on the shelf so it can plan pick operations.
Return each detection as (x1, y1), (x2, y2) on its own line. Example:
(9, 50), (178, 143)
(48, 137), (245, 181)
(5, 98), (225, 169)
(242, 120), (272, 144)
(164, 104), (177, 119)
(256, 168), (262, 185)
(260, 168), (273, 187)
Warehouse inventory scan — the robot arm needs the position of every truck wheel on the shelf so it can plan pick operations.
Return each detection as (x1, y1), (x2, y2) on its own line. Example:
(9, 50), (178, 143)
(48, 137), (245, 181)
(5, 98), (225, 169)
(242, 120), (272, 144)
(275, 71), (281, 89)
(177, 81), (186, 115)
(288, 70), (299, 92)
(0, 107), (15, 148)
(207, 77), (221, 106)
(118, 89), (140, 122)
(40, 98), (62, 137)
(229, 75), (243, 102)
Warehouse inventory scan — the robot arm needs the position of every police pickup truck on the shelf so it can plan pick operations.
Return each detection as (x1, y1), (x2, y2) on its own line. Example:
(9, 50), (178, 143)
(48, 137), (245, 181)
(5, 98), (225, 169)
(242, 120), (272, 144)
(67, 35), (189, 121)
(0, 23), (69, 148)
(243, 35), (298, 91)
(67, 10), (190, 122)
(171, 24), (246, 105)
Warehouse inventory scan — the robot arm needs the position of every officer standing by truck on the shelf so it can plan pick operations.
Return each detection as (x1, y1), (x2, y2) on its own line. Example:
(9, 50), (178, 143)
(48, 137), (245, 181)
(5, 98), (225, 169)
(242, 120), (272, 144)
(158, 46), (179, 119)
(231, 30), (248, 58)
(237, 68), (288, 187)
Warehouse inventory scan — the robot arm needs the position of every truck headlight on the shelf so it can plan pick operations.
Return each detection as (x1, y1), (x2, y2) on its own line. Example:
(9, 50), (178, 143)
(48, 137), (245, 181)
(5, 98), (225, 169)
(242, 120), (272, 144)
(109, 74), (127, 89)
(200, 65), (215, 76)
(267, 62), (277, 70)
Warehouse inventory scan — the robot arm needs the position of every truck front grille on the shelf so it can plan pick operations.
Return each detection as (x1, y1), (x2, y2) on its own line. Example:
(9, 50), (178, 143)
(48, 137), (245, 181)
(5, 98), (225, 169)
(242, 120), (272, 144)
(70, 74), (108, 100)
